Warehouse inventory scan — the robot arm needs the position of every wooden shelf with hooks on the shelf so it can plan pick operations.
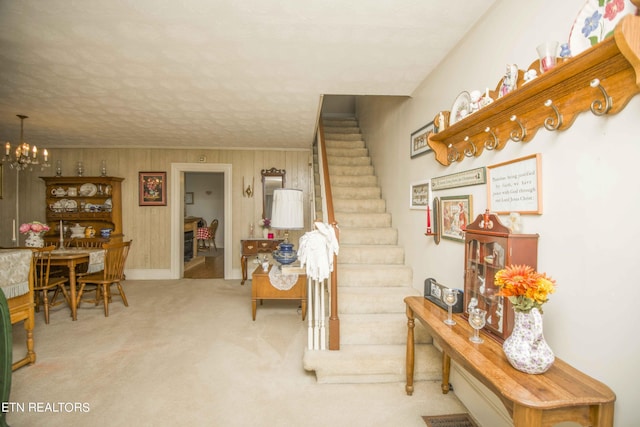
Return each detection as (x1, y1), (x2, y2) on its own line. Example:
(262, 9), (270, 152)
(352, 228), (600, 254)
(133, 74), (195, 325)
(427, 14), (640, 166)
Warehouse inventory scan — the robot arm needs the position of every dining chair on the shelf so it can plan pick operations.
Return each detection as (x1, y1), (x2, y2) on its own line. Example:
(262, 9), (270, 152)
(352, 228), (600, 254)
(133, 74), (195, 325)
(32, 245), (70, 324)
(196, 219), (208, 249)
(207, 219), (219, 251)
(70, 237), (109, 302)
(76, 240), (132, 317)
(0, 289), (11, 427)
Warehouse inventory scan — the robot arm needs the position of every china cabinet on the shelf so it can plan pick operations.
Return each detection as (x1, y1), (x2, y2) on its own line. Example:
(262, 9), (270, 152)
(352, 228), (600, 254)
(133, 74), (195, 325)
(428, 14), (640, 166)
(41, 176), (124, 243)
(463, 212), (538, 342)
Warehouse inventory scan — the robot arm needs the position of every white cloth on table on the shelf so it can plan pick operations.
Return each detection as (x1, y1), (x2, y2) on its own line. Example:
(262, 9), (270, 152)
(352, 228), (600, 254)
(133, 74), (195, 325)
(297, 222), (339, 282)
(87, 249), (105, 273)
(0, 249), (32, 298)
(268, 266), (298, 291)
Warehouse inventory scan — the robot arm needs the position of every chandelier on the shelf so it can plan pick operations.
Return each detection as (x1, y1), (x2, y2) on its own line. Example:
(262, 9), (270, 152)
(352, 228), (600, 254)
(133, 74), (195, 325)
(2, 114), (50, 171)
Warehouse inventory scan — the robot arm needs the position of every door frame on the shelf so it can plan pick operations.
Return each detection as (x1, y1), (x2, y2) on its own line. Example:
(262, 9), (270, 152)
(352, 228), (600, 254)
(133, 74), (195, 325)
(170, 162), (232, 279)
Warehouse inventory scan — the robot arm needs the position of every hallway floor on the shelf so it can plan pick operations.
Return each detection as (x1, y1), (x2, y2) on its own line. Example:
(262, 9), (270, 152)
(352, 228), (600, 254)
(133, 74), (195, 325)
(184, 247), (224, 278)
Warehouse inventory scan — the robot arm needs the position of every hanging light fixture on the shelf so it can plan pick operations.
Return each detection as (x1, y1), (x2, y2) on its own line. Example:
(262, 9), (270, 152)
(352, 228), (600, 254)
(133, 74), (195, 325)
(2, 114), (50, 171)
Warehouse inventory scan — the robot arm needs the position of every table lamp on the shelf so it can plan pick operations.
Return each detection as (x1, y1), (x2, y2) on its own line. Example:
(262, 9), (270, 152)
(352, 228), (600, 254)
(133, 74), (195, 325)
(270, 188), (304, 264)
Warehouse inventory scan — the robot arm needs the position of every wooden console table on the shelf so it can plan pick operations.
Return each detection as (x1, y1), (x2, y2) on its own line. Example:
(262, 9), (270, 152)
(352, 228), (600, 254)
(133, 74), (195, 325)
(240, 238), (283, 284)
(251, 265), (306, 321)
(405, 296), (615, 427)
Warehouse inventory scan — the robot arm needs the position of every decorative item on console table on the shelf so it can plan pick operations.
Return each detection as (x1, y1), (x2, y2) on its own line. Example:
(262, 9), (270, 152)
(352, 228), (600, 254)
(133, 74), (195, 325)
(463, 210), (539, 342)
(423, 278), (464, 313)
(495, 264), (556, 374)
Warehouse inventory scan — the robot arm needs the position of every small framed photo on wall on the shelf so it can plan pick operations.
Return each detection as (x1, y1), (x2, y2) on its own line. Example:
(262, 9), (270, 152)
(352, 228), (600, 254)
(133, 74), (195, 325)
(185, 192), (194, 205)
(410, 180), (430, 210)
(139, 171), (167, 206)
(410, 122), (434, 158)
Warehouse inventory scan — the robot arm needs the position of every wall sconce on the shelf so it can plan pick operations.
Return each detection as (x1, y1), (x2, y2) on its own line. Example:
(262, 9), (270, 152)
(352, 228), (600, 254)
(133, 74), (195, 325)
(243, 176), (254, 198)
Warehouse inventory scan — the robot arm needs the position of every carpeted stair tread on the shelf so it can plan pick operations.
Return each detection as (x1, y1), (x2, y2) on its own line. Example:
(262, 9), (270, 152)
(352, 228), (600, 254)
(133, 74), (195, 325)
(338, 245), (405, 264)
(327, 175), (378, 187)
(338, 264), (412, 286)
(338, 286), (420, 314)
(321, 185), (381, 200)
(333, 198), (386, 213)
(339, 228), (397, 245)
(334, 212), (391, 228)
(339, 313), (433, 345)
(325, 147), (369, 157)
(304, 344), (442, 384)
(328, 164), (374, 176)
(326, 155), (372, 166)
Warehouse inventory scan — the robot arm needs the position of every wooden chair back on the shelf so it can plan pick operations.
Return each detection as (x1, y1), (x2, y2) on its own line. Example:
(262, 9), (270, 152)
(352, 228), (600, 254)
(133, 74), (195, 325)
(101, 240), (132, 281)
(31, 245), (57, 290)
(209, 219), (219, 239)
(73, 237), (109, 248)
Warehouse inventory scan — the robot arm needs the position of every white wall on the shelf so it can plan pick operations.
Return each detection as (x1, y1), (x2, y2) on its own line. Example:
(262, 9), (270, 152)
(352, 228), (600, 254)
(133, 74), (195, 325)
(357, 0), (639, 425)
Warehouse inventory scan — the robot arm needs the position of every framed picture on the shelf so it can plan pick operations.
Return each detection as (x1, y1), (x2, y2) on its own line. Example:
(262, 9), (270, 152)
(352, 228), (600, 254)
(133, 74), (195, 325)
(409, 180), (430, 210)
(410, 122), (434, 158)
(487, 153), (542, 214)
(139, 172), (167, 206)
(432, 167), (486, 190)
(185, 192), (194, 205)
(440, 195), (473, 242)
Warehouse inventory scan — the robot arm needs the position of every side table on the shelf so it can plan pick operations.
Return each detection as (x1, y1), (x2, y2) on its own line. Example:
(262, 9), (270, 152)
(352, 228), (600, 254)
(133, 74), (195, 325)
(241, 239), (283, 284)
(251, 264), (307, 321)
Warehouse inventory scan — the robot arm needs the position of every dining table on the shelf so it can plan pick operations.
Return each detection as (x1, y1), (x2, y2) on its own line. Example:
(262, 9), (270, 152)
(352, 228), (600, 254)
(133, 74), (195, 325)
(49, 248), (104, 321)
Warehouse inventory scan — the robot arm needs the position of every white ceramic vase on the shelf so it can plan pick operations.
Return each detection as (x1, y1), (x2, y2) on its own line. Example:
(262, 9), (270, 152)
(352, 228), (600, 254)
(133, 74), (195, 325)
(502, 307), (554, 374)
(262, 228), (269, 238)
(24, 231), (44, 248)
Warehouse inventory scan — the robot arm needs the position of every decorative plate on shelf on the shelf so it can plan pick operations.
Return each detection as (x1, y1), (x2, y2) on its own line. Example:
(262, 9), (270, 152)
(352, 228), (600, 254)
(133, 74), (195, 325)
(568, 0), (637, 56)
(65, 199), (77, 212)
(449, 91), (471, 126)
(79, 183), (97, 197)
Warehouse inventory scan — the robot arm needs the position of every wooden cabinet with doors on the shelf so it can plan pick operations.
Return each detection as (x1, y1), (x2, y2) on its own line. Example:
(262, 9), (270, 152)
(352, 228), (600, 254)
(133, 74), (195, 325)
(41, 176), (124, 244)
(463, 211), (538, 342)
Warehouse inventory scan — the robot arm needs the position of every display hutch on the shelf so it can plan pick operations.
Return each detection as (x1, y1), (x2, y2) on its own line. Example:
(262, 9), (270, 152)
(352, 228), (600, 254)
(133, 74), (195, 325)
(463, 211), (538, 342)
(41, 176), (124, 243)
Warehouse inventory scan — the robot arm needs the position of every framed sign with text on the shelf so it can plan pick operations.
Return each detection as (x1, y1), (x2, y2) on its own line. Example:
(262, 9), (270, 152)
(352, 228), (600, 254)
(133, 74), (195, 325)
(487, 154), (542, 214)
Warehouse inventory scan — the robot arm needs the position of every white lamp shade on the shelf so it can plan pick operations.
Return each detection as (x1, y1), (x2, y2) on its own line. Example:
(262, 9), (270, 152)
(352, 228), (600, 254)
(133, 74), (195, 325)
(270, 188), (304, 229)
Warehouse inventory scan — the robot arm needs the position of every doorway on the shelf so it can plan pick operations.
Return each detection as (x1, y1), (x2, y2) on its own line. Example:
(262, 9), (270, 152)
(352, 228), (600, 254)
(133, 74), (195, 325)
(170, 163), (232, 280)
(184, 171), (224, 279)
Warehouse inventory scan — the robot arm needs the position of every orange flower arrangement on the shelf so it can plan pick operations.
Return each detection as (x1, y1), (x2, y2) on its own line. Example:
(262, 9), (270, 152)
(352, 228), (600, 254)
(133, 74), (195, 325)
(494, 265), (556, 313)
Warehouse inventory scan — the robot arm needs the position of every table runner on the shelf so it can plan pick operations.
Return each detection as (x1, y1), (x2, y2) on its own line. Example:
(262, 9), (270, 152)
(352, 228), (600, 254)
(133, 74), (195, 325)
(0, 249), (32, 298)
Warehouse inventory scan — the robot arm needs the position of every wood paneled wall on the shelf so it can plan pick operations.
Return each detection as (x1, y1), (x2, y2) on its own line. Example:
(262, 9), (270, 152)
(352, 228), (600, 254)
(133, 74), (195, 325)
(0, 147), (312, 275)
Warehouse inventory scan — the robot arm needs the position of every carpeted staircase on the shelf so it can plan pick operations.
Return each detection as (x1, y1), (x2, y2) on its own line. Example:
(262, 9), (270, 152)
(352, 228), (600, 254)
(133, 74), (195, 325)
(303, 116), (441, 384)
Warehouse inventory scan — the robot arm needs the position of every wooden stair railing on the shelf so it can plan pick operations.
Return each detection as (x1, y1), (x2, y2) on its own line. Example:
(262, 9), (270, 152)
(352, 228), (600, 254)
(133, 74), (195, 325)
(316, 123), (340, 350)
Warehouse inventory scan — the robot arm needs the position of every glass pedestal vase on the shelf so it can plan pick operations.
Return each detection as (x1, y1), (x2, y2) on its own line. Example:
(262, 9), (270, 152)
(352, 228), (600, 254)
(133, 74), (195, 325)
(24, 231), (44, 248)
(502, 307), (554, 374)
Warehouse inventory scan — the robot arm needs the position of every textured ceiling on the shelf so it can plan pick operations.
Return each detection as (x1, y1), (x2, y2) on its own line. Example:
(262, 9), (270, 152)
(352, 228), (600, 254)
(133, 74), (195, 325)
(0, 0), (496, 151)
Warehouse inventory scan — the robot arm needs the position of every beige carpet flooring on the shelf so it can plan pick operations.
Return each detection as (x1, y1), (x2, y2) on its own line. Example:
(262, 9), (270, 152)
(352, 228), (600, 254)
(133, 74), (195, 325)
(8, 279), (467, 426)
